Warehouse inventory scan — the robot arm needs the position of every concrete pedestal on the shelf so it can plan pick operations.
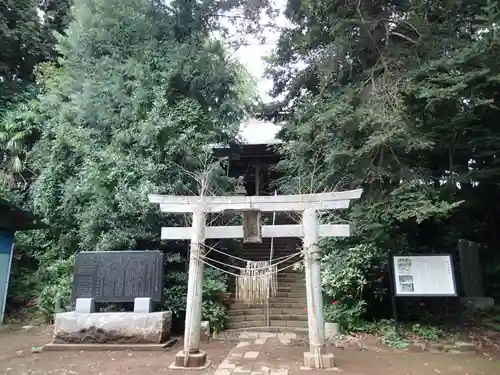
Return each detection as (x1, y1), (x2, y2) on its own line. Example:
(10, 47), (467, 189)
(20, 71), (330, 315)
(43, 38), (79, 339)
(461, 296), (494, 310)
(200, 321), (210, 342)
(303, 351), (335, 369)
(172, 350), (209, 368)
(53, 311), (172, 344)
(75, 298), (95, 313)
(325, 322), (340, 340)
(134, 297), (153, 313)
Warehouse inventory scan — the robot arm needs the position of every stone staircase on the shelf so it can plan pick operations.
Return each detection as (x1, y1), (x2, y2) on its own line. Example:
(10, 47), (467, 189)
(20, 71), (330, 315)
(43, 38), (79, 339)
(225, 234), (308, 331)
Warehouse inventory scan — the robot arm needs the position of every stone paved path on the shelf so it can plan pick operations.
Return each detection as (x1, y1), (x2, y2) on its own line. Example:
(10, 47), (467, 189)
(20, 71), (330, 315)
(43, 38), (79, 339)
(214, 331), (297, 375)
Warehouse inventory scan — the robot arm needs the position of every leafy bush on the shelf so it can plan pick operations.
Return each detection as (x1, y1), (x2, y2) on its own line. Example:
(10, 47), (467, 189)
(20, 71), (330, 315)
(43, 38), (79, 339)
(324, 300), (341, 323)
(410, 323), (443, 342)
(321, 241), (385, 301)
(337, 300), (367, 331)
(163, 271), (189, 318)
(324, 299), (367, 330)
(378, 320), (410, 349)
(163, 266), (228, 333)
(202, 300), (226, 333)
(202, 267), (228, 333)
(36, 255), (75, 322)
(202, 268), (228, 297)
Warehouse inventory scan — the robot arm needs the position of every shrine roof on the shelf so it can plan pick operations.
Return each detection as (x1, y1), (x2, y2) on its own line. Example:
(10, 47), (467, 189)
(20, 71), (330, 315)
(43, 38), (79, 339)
(212, 143), (280, 159)
(0, 198), (48, 231)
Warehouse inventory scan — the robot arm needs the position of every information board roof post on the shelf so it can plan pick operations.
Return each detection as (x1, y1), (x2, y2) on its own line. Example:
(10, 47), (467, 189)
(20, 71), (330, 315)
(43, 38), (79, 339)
(388, 253), (400, 337)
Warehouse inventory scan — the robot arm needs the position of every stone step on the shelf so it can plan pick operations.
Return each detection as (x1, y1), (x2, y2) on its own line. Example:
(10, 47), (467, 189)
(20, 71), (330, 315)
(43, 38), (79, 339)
(227, 307), (306, 317)
(240, 253), (291, 256)
(244, 244), (299, 248)
(231, 284), (304, 290)
(225, 320), (308, 330)
(241, 253), (292, 257)
(271, 320), (308, 328)
(226, 320), (265, 329)
(241, 250), (293, 254)
(275, 286), (306, 291)
(239, 257), (301, 262)
(271, 314), (307, 321)
(276, 285), (306, 290)
(277, 276), (304, 280)
(224, 326), (309, 334)
(275, 292), (305, 298)
(230, 302), (307, 309)
(229, 296), (306, 304)
(277, 273), (304, 277)
(240, 258), (301, 263)
(276, 280), (302, 284)
(226, 313), (307, 323)
(272, 296), (306, 303)
(276, 286), (305, 290)
(242, 249), (300, 253)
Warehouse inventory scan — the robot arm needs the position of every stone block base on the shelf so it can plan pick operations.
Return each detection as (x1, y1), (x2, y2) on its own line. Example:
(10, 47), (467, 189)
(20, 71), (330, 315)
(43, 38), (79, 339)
(303, 351), (335, 369)
(53, 311), (172, 344)
(43, 339), (177, 352)
(172, 350), (209, 368)
(461, 297), (494, 310)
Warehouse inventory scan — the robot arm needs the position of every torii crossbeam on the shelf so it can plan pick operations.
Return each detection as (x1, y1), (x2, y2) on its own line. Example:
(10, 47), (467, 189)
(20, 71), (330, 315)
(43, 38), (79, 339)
(149, 189), (362, 369)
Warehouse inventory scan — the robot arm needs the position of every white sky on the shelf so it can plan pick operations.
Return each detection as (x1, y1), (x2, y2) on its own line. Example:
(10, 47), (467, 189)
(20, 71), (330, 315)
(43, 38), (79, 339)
(229, 0), (290, 144)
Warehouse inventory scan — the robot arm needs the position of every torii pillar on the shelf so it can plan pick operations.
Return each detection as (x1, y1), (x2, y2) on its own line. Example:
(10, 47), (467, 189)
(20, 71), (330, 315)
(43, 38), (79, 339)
(303, 207), (331, 368)
(149, 189), (362, 369)
(179, 209), (207, 367)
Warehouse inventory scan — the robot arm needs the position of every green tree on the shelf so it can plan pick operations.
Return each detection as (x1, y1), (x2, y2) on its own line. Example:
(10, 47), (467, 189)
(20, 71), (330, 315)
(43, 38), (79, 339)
(0, 0), (72, 187)
(0, 0), (71, 107)
(0, 102), (39, 187)
(266, 0), (500, 317)
(28, 0), (253, 252)
(3, 0), (263, 320)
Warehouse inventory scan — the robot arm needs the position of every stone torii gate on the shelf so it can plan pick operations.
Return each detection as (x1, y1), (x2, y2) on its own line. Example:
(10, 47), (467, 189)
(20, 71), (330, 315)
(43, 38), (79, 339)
(149, 189), (362, 369)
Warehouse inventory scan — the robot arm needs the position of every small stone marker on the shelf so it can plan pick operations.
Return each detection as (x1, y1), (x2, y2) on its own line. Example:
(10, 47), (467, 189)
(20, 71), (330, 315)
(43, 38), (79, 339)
(200, 321), (210, 342)
(458, 240), (484, 297)
(134, 297), (153, 313)
(75, 298), (95, 313)
(458, 240), (494, 310)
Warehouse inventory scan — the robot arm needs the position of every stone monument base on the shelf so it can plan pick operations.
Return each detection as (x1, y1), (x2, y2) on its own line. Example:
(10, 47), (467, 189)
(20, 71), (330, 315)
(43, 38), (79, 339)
(43, 341), (176, 352)
(461, 297), (494, 310)
(303, 351), (335, 369)
(170, 350), (210, 369)
(53, 311), (172, 344)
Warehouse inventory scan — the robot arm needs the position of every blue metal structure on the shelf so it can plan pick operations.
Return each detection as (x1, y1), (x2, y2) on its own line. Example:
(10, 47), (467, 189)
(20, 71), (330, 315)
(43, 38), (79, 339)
(0, 198), (47, 323)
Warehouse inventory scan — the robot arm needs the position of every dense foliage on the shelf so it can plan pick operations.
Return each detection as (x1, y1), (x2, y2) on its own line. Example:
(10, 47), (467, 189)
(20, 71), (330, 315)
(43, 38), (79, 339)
(1, 0), (265, 326)
(266, 0), (500, 324)
(3, 0), (500, 334)
(1, 0), (71, 185)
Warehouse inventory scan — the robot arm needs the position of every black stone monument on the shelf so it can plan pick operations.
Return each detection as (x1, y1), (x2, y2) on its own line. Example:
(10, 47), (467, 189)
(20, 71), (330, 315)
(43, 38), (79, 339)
(72, 250), (164, 303)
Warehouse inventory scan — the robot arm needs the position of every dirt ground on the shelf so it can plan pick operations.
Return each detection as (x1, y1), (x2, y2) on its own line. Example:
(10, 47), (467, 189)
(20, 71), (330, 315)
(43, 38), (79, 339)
(265, 339), (500, 375)
(0, 325), (232, 375)
(0, 325), (499, 375)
